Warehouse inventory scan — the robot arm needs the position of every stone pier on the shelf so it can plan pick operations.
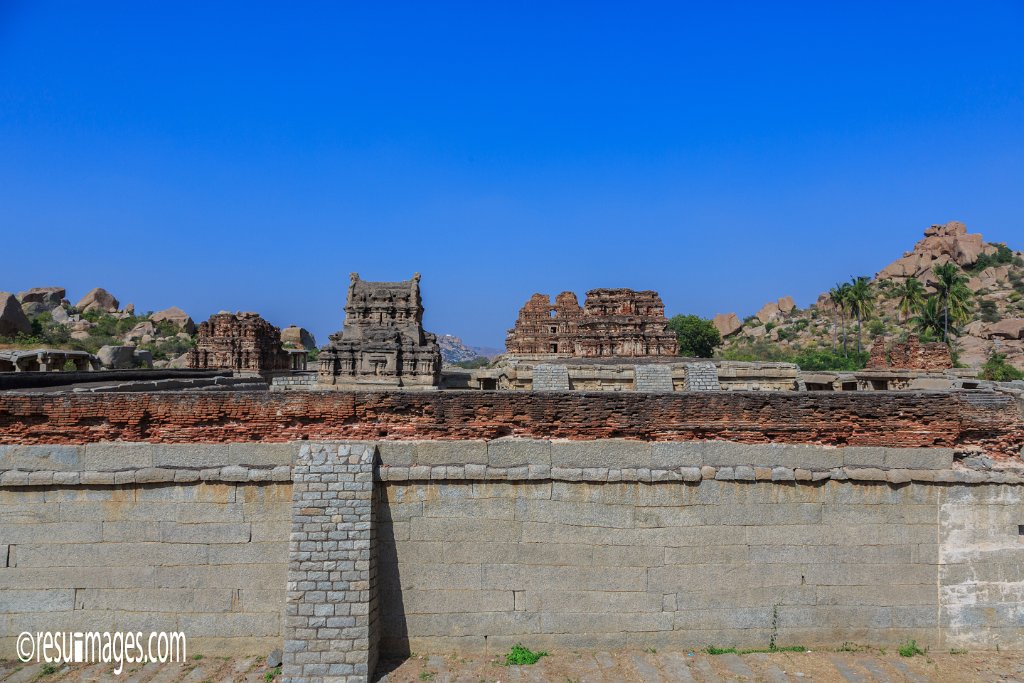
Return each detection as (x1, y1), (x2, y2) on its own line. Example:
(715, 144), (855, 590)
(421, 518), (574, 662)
(284, 444), (378, 683)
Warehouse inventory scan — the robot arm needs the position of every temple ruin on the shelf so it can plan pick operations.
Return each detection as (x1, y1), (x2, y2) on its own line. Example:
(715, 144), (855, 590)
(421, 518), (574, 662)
(188, 311), (291, 372)
(867, 334), (954, 371)
(317, 272), (441, 390)
(505, 288), (679, 357)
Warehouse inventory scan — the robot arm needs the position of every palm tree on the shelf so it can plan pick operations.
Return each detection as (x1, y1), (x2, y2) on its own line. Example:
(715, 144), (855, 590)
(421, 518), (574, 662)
(913, 297), (945, 341)
(931, 263), (972, 343)
(845, 276), (876, 354)
(894, 277), (926, 323)
(830, 282), (851, 355)
(827, 285), (843, 351)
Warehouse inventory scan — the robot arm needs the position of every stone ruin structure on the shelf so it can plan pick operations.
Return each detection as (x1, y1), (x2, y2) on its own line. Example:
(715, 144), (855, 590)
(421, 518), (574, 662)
(188, 312), (291, 372)
(317, 273), (441, 390)
(505, 288), (678, 357)
(866, 334), (953, 371)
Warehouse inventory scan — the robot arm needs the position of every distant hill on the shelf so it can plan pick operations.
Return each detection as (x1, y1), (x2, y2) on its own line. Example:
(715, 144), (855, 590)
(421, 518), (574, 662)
(438, 334), (482, 364)
(713, 221), (1024, 371)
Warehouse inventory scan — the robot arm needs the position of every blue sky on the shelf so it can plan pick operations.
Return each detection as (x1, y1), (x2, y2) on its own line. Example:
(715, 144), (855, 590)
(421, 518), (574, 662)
(1, 2), (1022, 347)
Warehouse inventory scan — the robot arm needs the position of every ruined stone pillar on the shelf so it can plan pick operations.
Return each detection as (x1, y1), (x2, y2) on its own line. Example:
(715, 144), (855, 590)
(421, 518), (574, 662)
(283, 443), (378, 683)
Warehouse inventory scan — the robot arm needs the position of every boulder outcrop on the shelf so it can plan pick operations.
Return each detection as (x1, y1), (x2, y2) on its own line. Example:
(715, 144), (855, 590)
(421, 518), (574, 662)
(0, 292), (32, 337)
(16, 287), (65, 308)
(878, 221), (984, 280)
(987, 318), (1024, 340)
(97, 345), (137, 369)
(755, 301), (781, 324)
(151, 306), (196, 334)
(712, 313), (742, 338)
(76, 288), (120, 314)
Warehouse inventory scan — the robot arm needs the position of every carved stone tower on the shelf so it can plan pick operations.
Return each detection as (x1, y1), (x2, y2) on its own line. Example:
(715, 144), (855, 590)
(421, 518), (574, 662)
(317, 273), (442, 390)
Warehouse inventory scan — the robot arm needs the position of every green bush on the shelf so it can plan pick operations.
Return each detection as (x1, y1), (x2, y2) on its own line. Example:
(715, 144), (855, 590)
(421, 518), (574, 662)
(969, 244), (1018, 272)
(790, 348), (869, 371)
(979, 353), (1024, 381)
(775, 327), (797, 341)
(719, 340), (792, 363)
(504, 644), (547, 666)
(979, 300), (1001, 323)
(668, 315), (722, 358)
(898, 639), (927, 657)
(139, 335), (194, 361)
(720, 341), (869, 371)
(706, 644), (805, 655)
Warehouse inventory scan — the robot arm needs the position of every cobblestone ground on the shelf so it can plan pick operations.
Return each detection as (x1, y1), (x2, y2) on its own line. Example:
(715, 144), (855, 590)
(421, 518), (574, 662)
(2, 649), (1023, 682)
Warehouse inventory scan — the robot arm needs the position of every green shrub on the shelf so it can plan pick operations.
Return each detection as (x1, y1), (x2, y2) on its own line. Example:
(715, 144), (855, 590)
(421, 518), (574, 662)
(979, 300), (1001, 323)
(775, 327), (797, 341)
(969, 244), (1017, 272)
(791, 348), (869, 371)
(706, 644), (805, 655)
(719, 339), (793, 363)
(668, 315), (722, 358)
(504, 644), (547, 666)
(898, 640), (926, 657)
(979, 353), (1024, 381)
(139, 335), (194, 361)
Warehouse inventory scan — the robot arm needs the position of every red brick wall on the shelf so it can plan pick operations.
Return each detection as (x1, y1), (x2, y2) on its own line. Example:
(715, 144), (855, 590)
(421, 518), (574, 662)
(0, 391), (1021, 456)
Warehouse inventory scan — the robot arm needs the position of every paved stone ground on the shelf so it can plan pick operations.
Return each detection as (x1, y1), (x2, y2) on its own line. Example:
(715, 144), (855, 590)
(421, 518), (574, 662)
(0, 656), (271, 682)
(376, 649), (1024, 683)
(2, 649), (1022, 682)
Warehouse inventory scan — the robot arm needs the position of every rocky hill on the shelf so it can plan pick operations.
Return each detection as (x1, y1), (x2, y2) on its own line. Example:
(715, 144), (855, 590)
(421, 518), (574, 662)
(438, 334), (484, 364)
(0, 287), (199, 368)
(714, 221), (1024, 371)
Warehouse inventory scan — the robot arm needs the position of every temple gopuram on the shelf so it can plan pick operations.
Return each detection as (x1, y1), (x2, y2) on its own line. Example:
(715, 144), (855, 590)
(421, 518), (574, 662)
(506, 288), (679, 357)
(317, 273), (442, 390)
(189, 312), (291, 372)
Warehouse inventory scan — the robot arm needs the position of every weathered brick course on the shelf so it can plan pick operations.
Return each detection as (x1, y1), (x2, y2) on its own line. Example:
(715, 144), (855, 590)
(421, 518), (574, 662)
(0, 391), (1020, 458)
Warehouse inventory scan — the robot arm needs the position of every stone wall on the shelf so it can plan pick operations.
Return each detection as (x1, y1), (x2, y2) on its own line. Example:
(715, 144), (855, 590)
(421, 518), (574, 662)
(378, 479), (1024, 653)
(3, 438), (1024, 669)
(1, 386), (1023, 681)
(682, 362), (720, 391)
(475, 359), (799, 392)
(1, 480), (289, 657)
(531, 364), (570, 391)
(1, 390), (1021, 458)
(634, 365), (674, 392)
(369, 439), (1024, 656)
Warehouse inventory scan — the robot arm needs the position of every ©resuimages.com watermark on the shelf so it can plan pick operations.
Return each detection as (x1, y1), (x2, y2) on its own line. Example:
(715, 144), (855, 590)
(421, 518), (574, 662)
(17, 631), (187, 675)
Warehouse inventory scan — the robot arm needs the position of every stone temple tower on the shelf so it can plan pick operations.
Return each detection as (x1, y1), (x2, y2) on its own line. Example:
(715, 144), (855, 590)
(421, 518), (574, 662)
(316, 273), (442, 390)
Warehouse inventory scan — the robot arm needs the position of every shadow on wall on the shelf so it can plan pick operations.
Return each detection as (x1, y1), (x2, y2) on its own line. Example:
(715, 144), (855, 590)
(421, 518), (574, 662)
(376, 491), (410, 673)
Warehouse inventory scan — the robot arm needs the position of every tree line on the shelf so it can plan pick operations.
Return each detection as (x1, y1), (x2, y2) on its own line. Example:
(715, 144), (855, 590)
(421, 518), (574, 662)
(828, 262), (973, 356)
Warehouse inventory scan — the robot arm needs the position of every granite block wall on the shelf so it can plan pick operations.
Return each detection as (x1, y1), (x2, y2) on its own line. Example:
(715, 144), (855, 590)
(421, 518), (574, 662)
(0, 479), (290, 657)
(2, 436), (1024, 679)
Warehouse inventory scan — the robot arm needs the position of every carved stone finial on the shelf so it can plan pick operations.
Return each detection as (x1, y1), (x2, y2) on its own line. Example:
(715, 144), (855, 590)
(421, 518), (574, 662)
(350, 272), (359, 284)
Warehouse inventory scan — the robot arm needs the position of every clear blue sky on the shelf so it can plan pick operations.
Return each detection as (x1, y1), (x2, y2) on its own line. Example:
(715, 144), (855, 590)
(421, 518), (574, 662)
(1, 2), (1022, 348)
